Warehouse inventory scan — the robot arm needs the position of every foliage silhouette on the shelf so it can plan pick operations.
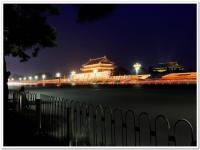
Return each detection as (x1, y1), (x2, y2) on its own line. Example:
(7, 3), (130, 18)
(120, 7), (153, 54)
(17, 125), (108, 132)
(3, 3), (115, 117)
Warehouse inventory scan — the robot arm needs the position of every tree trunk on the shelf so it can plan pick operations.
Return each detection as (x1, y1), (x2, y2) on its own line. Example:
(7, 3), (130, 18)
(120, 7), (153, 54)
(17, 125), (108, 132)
(4, 56), (10, 118)
(4, 56), (10, 146)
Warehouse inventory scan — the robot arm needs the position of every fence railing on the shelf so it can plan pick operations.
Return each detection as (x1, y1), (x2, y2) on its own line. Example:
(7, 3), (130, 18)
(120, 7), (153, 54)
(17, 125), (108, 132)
(8, 90), (196, 146)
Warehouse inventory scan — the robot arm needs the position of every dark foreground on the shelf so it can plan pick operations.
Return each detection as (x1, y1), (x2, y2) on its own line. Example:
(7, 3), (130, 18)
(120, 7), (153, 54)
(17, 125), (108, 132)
(5, 84), (196, 146)
(4, 110), (66, 146)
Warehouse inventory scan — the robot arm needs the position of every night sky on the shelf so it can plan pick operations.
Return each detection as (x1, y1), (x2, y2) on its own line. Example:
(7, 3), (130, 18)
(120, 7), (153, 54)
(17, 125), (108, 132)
(5, 4), (197, 76)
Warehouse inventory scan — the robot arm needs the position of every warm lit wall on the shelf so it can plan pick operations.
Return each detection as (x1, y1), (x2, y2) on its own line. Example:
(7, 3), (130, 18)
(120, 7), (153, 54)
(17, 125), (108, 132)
(70, 71), (112, 81)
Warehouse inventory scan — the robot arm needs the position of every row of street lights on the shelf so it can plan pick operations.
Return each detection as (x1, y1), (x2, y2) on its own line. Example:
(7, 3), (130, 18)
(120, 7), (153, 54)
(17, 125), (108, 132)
(18, 74), (46, 81)
(9, 73), (63, 81)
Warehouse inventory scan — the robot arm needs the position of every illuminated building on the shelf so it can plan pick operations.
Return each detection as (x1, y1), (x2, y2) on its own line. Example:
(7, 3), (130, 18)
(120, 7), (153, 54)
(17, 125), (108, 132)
(71, 56), (115, 80)
(153, 62), (184, 73)
(80, 56), (115, 73)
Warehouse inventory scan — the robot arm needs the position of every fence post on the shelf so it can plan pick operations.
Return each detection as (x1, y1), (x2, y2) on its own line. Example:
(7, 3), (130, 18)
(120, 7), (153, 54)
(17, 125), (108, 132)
(18, 92), (26, 112)
(67, 106), (72, 145)
(19, 94), (22, 112)
(36, 99), (42, 134)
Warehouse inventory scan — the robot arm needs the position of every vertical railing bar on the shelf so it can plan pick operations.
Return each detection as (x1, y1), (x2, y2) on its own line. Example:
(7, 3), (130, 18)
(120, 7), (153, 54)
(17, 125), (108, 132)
(173, 119), (195, 146)
(138, 112), (151, 146)
(154, 115), (171, 146)
(125, 110), (136, 146)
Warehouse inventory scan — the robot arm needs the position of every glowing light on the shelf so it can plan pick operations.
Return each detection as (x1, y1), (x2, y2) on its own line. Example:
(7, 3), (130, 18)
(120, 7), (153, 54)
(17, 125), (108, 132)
(71, 82), (76, 86)
(56, 72), (61, 78)
(19, 77), (22, 81)
(23, 77), (27, 80)
(42, 74), (46, 80)
(71, 71), (76, 76)
(133, 63), (142, 74)
(34, 75), (38, 80)
(11, 78), (14, 81)
(29, 76), (32, 80)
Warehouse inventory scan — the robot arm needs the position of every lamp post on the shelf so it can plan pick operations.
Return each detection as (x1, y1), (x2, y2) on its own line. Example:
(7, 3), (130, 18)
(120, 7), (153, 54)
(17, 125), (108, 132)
(133, 63), (142, 75)
(42, 74), (46, 86)
(42, 74), (46, 80)
(34, 75), (38, 80)
(19, 77), (22, 83)
(56, 72), (61, 85)
(28, 76), (32, 84)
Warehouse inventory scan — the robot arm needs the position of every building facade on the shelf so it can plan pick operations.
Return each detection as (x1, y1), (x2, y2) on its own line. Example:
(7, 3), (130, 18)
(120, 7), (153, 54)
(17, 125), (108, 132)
(153, 62), (184, 73)
(70, 56), (115, 81)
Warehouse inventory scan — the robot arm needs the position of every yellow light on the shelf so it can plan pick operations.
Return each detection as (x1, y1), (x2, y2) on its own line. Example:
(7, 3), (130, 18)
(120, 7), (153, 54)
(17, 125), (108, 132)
(56, 72), (61, 78)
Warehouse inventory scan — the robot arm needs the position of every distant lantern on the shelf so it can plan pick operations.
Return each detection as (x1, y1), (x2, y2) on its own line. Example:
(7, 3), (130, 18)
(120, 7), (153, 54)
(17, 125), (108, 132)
(133, 63), (142, 74)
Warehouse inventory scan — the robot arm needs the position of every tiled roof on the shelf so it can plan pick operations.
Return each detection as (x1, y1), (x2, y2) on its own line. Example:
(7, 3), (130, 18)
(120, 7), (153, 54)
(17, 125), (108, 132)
(84, 56), (113, 66)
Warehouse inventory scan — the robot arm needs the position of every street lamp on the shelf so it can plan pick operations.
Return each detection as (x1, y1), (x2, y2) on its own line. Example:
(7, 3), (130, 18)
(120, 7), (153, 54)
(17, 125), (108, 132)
(56, 72), (61, 85)
(34, 75), (38, 80)
(11, 78), (14, 81)
(133, 63), (142, 75)
(23, 77), (27, 80)
(42, 74), (46, 80)
(29, 76), (32, 80)
(56, 72), (61, 78)
(19, 77), (22, 81)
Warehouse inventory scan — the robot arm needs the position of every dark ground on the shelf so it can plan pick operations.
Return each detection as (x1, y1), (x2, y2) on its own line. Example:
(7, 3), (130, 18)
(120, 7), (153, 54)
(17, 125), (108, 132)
(4, 110), (66, 146)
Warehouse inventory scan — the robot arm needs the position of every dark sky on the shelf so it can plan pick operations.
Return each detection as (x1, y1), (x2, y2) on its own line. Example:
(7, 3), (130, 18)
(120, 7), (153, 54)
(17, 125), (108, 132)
(6, 4), (197, 76)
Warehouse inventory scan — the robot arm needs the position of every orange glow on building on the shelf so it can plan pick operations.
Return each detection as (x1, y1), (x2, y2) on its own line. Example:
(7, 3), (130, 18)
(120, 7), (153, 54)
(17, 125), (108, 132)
(161, 72), (196, 80)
